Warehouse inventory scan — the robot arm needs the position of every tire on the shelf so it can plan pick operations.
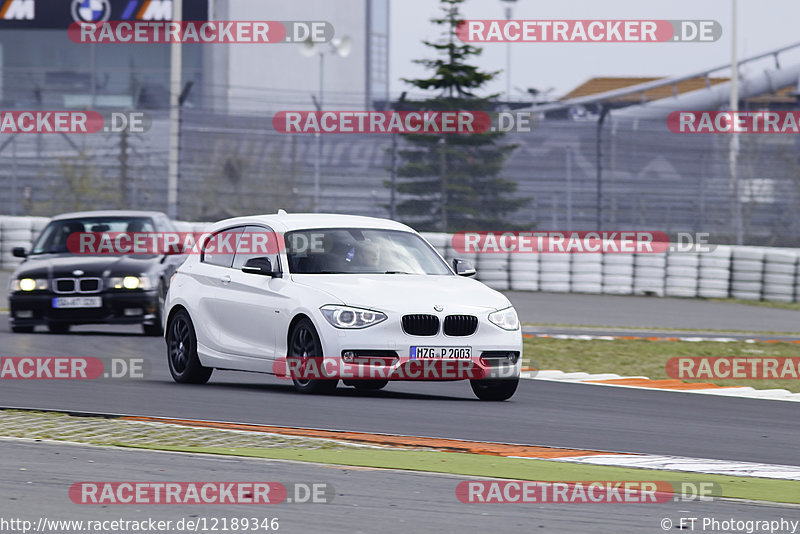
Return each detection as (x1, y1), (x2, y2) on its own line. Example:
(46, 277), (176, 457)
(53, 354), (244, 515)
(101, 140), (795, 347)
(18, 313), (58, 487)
(11, 326), (34, 333)
(287, 318), (338, 394)
(47, 323), (71, 334)
(166, 309), (213, 384)
(602, 255), (634, 266)
(470, 378), (519, 401)
(667, 254), (699, 268)
(352, 380), (388, 391)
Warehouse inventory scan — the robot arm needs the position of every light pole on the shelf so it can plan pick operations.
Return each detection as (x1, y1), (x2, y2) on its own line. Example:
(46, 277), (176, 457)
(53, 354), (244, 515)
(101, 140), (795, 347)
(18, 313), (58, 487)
(729, 0), (743, 244)
(500, 0), (518, 101)
(300, 36), (351, 212)
(166, 0), (182, 219)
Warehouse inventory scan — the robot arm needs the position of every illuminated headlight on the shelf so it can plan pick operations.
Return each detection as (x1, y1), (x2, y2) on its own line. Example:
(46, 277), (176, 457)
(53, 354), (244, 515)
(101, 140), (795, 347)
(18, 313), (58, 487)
(13, 278), (48, 292)
(488, 307), (520, 331)
(320, 305), (387, 329)
(109, 275), (152, 290)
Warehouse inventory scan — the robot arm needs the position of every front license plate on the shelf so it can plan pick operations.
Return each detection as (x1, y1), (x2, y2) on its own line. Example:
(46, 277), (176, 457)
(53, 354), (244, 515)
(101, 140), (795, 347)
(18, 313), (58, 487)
(52, 296), (102, 309)
(410, 346), (472, 359)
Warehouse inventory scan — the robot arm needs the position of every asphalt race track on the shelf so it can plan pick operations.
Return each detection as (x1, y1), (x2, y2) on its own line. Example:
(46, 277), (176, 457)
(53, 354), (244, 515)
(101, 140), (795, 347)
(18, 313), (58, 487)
(1, 319), (798, 467)
(504, 291), (800, 332)
(3, 440), (796, 534)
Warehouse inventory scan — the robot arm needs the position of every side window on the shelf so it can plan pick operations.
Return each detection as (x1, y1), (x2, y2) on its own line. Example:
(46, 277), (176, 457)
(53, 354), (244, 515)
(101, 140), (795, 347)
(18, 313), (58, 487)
(233, 225), (281, 272)
(201, 227), (244, 268)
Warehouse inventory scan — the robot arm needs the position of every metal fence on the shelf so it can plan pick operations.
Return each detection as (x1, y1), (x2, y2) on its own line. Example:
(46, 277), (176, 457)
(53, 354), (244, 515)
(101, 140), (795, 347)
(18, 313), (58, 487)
(2, 108), (800, 245)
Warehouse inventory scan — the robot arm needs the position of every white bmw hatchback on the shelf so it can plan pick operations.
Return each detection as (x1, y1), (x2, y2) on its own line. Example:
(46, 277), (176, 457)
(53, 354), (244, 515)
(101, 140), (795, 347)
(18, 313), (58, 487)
(164, 213), (522, 400)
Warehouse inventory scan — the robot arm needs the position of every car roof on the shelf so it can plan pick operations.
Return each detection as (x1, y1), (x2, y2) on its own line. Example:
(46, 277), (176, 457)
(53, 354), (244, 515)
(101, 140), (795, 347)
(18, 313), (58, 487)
(51, 210), (169, 221)
(206, 213), (417, 233)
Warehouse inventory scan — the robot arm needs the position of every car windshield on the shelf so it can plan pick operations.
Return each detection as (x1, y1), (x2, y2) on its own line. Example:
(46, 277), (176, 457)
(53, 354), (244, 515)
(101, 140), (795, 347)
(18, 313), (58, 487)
(285, 228), (452, 275)
(31, 217), (156, 255)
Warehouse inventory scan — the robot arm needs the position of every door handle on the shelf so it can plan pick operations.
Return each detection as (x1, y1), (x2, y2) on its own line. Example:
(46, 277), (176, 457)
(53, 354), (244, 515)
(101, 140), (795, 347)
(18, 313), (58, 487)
(220, 275), (231, 284)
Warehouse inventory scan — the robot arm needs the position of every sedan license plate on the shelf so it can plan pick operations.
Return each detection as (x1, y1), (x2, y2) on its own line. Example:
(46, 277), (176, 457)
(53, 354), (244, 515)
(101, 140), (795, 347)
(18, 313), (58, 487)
(410, 346), (472, 360)
(52, 296), (102, 309)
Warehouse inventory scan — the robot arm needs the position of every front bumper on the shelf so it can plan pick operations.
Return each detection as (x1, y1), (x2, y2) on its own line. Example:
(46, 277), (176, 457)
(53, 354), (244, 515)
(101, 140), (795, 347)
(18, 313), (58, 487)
(281, 314), (523, 382)
(9, 290), (160, 327)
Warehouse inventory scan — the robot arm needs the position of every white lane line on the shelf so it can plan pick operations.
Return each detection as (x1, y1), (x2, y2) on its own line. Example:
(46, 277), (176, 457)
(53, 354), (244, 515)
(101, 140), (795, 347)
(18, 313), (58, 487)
(527, 333), (767, 343)
(551, 454), (800, 481)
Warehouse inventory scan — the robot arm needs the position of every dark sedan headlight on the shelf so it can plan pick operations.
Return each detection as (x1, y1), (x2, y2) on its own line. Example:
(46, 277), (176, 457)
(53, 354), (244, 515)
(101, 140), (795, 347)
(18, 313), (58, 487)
(320, 305), (387, 329)
(108, 275), (153, 290)
(12, 278), (48, 292)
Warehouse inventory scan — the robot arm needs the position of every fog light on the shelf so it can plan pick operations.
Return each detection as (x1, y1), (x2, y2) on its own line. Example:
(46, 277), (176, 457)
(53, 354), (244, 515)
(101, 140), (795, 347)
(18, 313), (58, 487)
(342, 351), (356, 362)
(124, 308), (143, 316)
(16, 310), (33, 318)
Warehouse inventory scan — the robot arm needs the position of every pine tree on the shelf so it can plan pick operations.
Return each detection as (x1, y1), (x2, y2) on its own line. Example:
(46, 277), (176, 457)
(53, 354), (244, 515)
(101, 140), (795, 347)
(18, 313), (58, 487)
(390, 0), (529, 232)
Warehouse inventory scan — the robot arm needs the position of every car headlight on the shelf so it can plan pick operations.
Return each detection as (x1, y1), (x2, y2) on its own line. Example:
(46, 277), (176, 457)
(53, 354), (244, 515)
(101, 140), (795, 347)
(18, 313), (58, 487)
(488, 307), (520, 331)
(320, 305), (387, 329)
(13, 278), (48, 292)
(109, 275), (152, 290)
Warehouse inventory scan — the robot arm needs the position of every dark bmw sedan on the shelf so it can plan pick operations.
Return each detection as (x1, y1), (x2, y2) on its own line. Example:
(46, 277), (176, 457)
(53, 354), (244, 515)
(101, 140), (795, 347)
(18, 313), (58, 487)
(8, 211), (186, 335)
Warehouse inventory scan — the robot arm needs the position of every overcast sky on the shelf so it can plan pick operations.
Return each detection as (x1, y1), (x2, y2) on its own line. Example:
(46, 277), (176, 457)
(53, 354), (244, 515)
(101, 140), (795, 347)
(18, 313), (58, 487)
(389, 0), (800, 100)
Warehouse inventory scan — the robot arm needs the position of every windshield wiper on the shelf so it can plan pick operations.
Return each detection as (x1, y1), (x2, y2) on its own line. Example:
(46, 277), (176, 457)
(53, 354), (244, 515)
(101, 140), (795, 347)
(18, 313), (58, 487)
(384, 271), (412, 274)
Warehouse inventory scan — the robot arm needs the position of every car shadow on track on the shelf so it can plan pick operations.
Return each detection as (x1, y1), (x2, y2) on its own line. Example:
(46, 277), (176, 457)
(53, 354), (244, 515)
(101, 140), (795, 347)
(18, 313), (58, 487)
(191, 379), (473, 402)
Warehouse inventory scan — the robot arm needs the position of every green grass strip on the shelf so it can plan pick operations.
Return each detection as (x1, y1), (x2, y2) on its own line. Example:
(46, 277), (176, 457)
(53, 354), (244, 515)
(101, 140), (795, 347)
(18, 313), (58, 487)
(124, 445), (800, 505)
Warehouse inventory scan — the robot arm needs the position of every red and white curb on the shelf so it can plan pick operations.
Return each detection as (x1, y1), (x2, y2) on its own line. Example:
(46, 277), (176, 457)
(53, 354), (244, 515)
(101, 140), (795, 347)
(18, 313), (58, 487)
(521, 370), (800, 402)
(549, 454), (800, 481)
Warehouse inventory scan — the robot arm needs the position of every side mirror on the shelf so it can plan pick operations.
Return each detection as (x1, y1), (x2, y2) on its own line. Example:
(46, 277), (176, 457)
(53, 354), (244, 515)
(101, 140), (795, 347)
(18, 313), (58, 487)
(12, 247), (27, 258)
(242, 257), (278, 277)
(453, 258), (476, 277)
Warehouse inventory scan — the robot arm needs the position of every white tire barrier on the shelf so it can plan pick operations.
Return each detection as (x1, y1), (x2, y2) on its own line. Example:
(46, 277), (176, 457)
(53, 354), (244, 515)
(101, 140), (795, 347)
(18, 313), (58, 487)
(4, 221), (800, 304)
(731, 281), (762, 292)
(667, 253), (700, 267)
(729, 247), (765, 300)
(476, 253), (509, 290)
(698, 267), (730, 279)
(571, 272), (603, 283)
(421, 232), (450, 259)
(635, 254), (666, 267)
(539, 253), (570, 292)
(762, 249), (796, 302)
(509, 254), (538, 291)
(698, 278), (729, 290)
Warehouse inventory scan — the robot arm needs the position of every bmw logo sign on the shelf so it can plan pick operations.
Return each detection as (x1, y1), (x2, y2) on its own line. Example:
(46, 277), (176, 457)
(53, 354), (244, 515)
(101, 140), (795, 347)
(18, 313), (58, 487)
(433, 305), (443, 312)
(71, 0), (112, 23)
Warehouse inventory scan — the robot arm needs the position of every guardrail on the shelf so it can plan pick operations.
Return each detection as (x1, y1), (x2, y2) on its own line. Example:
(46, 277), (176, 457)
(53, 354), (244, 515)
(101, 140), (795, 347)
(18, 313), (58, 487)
(1, 217), (797, 303)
